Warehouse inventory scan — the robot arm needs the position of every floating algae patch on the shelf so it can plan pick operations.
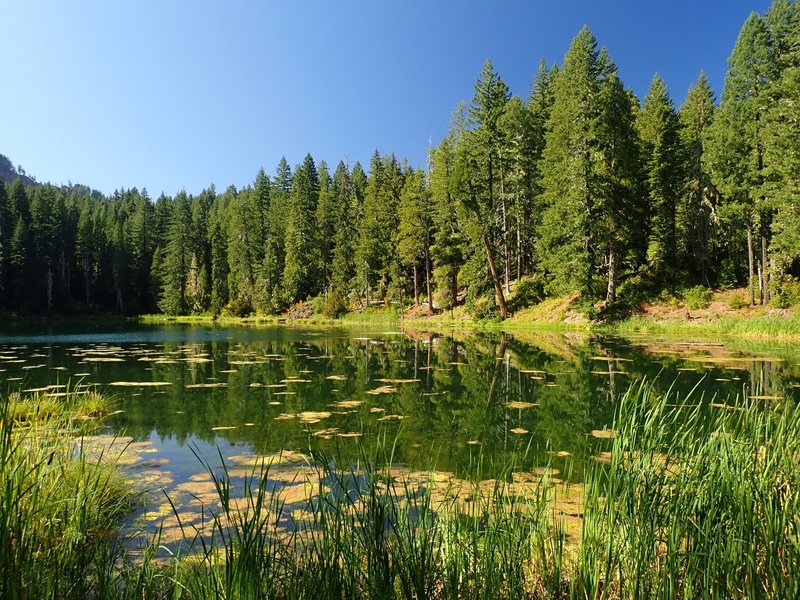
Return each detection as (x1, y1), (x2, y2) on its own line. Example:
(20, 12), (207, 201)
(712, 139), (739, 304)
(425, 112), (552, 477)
(108, 381), (173, 387)
(590, 429), (616, 439)
(83, 357), (125, 362)
(331, 399), (365, 409)
(186, 383), (227, 389)
(298, 411), (332, 424)
(313, 427), (339, 439)
(377, 414), (407, 422)
(228, 450), (309, 468)
(506, 401), (538, 410)
(367, 385), (397, 395)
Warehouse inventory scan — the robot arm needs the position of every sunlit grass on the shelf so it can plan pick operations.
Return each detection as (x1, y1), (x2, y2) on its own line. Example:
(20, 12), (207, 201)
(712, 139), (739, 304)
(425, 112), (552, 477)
(4, 380), (799, 598)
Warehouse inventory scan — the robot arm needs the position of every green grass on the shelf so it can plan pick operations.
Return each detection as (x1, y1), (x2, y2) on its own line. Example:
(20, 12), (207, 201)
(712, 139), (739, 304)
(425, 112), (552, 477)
(606, 313), (800, 340)
(5, 382), (799, 598)
(0, 391), (131, 600)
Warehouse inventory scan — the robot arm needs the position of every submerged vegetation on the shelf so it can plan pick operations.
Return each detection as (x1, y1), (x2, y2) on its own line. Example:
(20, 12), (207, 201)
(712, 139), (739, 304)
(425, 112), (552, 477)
(3, 381), (799, 598)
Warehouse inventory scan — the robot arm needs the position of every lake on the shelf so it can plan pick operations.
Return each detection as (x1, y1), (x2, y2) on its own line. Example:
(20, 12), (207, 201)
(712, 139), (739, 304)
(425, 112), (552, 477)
(1, 321), (798, 544)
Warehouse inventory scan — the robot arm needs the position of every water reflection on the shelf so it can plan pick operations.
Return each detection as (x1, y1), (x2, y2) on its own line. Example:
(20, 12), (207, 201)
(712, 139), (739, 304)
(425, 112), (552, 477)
(2, 325), (799, 486)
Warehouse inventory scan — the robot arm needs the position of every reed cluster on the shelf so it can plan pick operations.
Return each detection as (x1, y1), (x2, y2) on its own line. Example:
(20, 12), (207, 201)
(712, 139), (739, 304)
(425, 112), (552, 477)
(2, 381), (799, 598)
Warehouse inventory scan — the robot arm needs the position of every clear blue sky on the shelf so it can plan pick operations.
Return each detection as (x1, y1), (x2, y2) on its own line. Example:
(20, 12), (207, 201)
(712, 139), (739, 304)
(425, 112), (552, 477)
(1, 1), (771, 196)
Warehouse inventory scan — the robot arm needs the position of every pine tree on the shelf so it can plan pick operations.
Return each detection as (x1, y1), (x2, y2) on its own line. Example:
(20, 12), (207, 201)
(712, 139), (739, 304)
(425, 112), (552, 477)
(355, 152), (404, 305)
(498, 96), (535, 284)
(538, 27), (604, 298)
(283, 154), (320, 303)
(158, 192), (192, 315)
(707, 13), (774, 304)
(456, 60), (511, 317)
(396, 169), (432, 308)
(764, 0), (800, 289)
(0, 180), (10, 308)
(429, 132), (463, 314)
(208, 194), (230, 314)
(29, 185), (60, 311)
(679, 73), (718, 285)
(596, 70), (642, 304)
(637, 74), (683, 280)
(328, 161), (355, 313)
(315, 161), (336, 292)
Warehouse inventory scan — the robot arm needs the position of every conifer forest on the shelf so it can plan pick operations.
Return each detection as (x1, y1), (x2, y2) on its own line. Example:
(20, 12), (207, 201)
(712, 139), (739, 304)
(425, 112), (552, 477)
(2, 3), (799, 319)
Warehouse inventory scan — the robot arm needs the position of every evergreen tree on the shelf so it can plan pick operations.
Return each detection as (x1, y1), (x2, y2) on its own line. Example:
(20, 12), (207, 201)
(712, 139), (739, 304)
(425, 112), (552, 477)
(328, 161), (355, 313)
(315, 161), (336, 292)
(29, 185), (60, 311)
(158, 192), (192, 315)
(208, 194), (230, 314)
(679, 73), (718, 285)
(0, 181), (10, 308)
(456, 60), (511, 317)
(764, 0), (800, 288)
(596, 70), (642, 304)
(283, 154), (320, 303)
(396, 169), (432, 308)
(226, 186), (256, 311)
(355, 152), (404, 305)
(538, 27), (604, 298)
(498, 96), (536, 284)
(637, 74), (683, 280)
(707, 13), (774, 304)
(429, 132), (463, 314)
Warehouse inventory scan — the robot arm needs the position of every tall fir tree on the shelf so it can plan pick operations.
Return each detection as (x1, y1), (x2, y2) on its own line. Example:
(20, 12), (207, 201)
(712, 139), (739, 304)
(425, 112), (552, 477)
(283, 154), (320, 303)
(707, 13), (774, 304)
(538, 27), (604, 298)
(158, 192), (192, 315)
(637, 74), (683, 281)
(679, 73), (718, 286)
(328, 161), (355, 312)
(396, 169), (433, 308)
(455, 60), (511, 317)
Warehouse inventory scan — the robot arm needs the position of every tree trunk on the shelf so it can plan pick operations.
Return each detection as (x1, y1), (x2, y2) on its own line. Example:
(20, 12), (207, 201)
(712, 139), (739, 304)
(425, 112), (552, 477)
(482, 232), (509, 319)
(747, 221), (755, 307)
(606, 246), (617, 306)
(413, 262), (419, 306)
(425, 245), (433, 315)
(761, 220), (769, 305)
(501, 199), (510, 295)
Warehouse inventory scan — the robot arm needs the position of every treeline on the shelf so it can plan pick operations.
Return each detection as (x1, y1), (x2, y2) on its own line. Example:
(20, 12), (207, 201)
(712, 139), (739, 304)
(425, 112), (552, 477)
(1, 1), (798, 317)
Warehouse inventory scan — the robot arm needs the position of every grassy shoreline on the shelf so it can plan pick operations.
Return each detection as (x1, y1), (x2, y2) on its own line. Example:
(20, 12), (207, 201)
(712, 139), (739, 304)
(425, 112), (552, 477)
(4, 382), (799, 598)
(135, 304), (800, 341)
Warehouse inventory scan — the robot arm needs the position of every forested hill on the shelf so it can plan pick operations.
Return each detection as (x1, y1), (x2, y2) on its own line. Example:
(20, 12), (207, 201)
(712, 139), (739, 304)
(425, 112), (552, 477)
(0, 154), (35, 187)
(1, 1), (799, 318)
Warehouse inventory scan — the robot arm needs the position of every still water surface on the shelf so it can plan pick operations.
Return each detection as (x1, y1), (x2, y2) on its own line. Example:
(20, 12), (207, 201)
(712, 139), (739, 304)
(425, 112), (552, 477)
(2, 322), (798, 541)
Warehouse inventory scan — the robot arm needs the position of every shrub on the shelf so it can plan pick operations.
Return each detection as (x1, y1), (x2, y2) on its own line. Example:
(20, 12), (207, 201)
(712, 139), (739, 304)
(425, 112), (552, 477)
(509, 275), (545, 312)
(727, 292), (748, 310)
(774, 280), (800, 309)
(683, 285), (713, 310)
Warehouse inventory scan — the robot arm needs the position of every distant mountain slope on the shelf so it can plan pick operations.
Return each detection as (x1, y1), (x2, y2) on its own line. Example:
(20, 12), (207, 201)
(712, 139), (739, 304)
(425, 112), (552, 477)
(0, 153), (36, 186)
